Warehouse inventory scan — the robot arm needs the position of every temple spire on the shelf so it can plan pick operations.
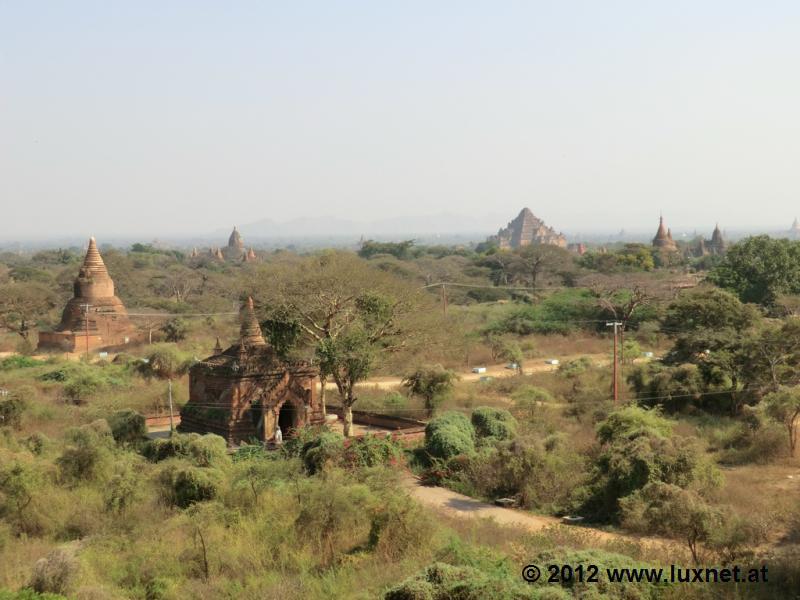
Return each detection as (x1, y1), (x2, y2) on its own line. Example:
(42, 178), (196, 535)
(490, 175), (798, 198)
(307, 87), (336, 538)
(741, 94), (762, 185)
(239, 297), (266, 346)
(81, 237), (109, 276)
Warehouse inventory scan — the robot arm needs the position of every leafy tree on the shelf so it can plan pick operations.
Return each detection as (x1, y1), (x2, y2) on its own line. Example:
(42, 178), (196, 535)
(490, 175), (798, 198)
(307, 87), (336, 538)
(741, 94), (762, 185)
(0, 462), (40, 534)
(402, 365), (458, 417)
(0, 282), (58, 341)
(709, 235), (800, 305)
(581, 406), (714, 521)
(744, 319), (800, 392)
(497, 339), (524, 375)
(662, 288), (762, 414)
(317, 326), (375, 437)
(160, 318), (188, 342)
(762, 387), (800, 455)
(621, 482), (721, 563)
(254, 252), (430, 422)
(627, 363), (706, 413)
(138, 344), (193, 431)
(358, 239), (415, 260)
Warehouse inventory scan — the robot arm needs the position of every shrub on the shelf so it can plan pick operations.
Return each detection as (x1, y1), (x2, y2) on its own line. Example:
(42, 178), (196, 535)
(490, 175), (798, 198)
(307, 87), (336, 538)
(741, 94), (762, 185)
(385, 562), (544, 600)
(580, 406), (715, 521)
(158, 464), (222, 508)
(186, 434), (229, 467)
(471, 407), (517, 441)
(0, 356), (43, 370)
(342, 434), (403, 469)
(424, 412), (475, 460)
(300, 432), (345, 475)
(141, 434), (195, 463)
(107, 409), (147, 445)
(0, 394), (26, 429)
(24, 432), (49, 455)
(511, 386), (553, 419)
(56, 420), (114, 484)
(160, 318), (188, 342)
(29, 548), (77, 596)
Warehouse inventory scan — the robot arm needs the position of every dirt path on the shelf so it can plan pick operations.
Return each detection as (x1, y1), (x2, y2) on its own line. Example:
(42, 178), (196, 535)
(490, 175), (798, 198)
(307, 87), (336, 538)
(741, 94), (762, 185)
(323, 354), (610, 391)
(400, 473), (674, 550)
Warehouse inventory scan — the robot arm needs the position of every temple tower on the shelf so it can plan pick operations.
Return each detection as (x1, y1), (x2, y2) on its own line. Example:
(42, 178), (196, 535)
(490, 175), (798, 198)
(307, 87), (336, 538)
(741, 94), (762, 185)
(38, 238), (138, 352)
(180, 297), (322, 444)
(652, 216), (678, 252)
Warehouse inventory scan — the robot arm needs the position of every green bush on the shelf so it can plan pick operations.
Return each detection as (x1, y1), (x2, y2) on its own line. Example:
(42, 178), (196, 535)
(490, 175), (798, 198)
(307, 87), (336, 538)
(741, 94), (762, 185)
(385, 562), (546, 600)
(141, 434), (195, 462)
(424, 412), (475, 460)
(300, 432), (345, 475)
(0, 356), (44, 371)
(471, 407), (517, 441)
(141, 433), (228, 467)
(107, 409), (147, 445)
(0, 394), (26, 429)
(158, 464), (222, 508)
(186, 433), (229, 467)
(342, 434), (403, 469)
(56, 420), (114, 484)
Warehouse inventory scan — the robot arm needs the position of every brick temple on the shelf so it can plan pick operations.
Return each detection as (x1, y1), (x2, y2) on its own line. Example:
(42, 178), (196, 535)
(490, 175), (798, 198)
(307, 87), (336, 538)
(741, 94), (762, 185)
(38, 238), (138, 353)
(489, 208), (567, 250)
(179, 297), (322, 444)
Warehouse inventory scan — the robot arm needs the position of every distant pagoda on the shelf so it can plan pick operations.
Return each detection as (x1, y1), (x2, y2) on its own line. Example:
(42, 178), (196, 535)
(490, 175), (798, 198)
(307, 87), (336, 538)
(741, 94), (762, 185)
(223, 226), (246, 260)
(652, 216), (678, 252)
(489, 208), (566, 250)
(789, 218), (800, 239)
(693, 224), (727, 257)
(38, 238), (138, 353)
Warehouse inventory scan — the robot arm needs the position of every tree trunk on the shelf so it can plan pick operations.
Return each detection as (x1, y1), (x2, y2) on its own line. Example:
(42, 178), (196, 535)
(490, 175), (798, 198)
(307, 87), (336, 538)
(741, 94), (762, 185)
(343, 404), (354, 437)
(319, 373), (328, 416)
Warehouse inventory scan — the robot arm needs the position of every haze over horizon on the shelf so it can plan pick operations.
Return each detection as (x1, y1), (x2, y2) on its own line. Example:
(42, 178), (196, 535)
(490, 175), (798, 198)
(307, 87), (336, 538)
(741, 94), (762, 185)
(3, 2), (800, 240)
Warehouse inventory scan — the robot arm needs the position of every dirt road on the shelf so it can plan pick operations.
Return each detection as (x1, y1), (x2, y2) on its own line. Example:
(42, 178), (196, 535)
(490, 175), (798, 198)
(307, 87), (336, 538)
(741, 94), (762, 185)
(324, 354), (610, 391)
(401, 473), (676, 551)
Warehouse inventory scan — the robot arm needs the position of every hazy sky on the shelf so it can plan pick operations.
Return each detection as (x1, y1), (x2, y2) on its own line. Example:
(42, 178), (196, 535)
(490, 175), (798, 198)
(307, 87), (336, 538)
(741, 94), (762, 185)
(3, 1), (800, 239)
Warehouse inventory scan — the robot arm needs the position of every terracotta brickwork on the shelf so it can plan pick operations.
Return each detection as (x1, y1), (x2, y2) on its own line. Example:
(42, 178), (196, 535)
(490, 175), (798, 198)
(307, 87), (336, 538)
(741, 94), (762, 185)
(490, 208), (567, 250)
(179, 298), (322, 444)
(38, 238), (138, 353)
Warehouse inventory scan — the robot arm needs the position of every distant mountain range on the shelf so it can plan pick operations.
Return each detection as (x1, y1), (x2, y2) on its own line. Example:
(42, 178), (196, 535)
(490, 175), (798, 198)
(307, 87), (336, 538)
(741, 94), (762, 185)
(212, 212), (507, 241)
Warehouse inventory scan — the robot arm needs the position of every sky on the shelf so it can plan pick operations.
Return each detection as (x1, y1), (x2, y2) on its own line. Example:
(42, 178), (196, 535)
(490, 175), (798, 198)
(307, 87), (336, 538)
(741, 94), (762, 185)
(3, 1), (800, 240)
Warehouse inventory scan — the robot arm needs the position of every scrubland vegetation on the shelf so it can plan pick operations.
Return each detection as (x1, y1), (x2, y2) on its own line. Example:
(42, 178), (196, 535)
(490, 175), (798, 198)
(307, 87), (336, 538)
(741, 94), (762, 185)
(1, 237), (800, 597)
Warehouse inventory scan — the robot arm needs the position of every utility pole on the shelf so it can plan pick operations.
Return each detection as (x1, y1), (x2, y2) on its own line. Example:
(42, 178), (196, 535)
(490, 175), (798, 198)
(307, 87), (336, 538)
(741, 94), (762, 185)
(80, 303), (91, 360)
(167, 378), (175, 434)
(440, 283), (448, 317)
(606, 321), (622, 403)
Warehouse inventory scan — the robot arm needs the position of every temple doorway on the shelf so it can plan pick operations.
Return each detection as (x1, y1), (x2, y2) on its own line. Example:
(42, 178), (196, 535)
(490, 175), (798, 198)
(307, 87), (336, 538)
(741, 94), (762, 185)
(278, 401), (299, 437)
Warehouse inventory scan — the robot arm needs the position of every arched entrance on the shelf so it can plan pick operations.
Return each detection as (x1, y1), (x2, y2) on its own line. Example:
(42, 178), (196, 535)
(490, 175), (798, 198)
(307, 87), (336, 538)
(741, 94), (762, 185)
(277, 400), (301, 437)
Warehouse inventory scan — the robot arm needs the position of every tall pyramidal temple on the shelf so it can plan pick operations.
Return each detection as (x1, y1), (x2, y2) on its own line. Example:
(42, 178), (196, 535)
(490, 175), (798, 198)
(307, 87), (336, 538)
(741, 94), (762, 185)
(38, 238), (138, 352)
(179, 297), (322, 444)
(489, 208), (566, 250)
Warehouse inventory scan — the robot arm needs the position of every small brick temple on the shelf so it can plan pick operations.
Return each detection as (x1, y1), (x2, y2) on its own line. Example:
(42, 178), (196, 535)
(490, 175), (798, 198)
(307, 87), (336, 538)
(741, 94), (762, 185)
(38, 237), (138, 353)
(179, 297), (322, 444)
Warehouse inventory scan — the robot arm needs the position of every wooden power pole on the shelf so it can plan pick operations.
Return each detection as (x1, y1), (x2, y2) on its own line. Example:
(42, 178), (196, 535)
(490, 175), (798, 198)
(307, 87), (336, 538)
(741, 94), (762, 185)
(606, 321), (622, 403)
